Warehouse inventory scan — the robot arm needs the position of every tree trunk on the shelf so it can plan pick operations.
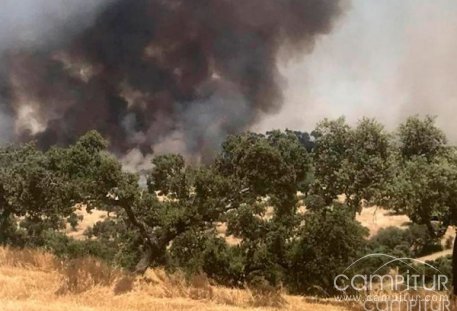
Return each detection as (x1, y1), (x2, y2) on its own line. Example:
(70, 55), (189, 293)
(120, 203), (161, 272)
(425, 220), (438, 238)
(453, 233), (457, 295)
(0, 210), (11, 244)
(120, 201), (185, 273)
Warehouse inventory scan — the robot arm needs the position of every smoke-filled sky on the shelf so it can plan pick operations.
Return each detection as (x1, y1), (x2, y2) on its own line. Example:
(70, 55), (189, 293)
(1, 0), (456, 162)
(255, 0), (457, 141)
(0, 0), (113, 144)
(0, 0), (344, 162)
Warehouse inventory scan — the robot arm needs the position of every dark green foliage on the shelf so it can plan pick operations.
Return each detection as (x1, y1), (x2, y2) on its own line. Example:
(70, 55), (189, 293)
(0, 143), (73, 244)
(398, 115), (447, 160)
(168, 230), (245, 286)
(352, 225), (444, 282)
(3, 116), (455, 297)
(368, 226), (411, 257)
(287, 206), (368, 294)
(367, 225), (442, 258)
(445, 235), (454, 250)
(148, 154), (188, 198)
(0, 131), (124, 246)
(68, 213), (82, 231)
(387, 116), (455, 237)
(343, 118), (392, 213)
(386, 116), (457, 294)
(310, 117), (350, 206)
(387, 155), (457, 236)
(425, 256), (452, 285)
(216, 131), (312, 288)
(311, 117), (392, 215)
(286, 130), (316, 152)
(42, 231), (117, 263)
(84, 218), (143, 270)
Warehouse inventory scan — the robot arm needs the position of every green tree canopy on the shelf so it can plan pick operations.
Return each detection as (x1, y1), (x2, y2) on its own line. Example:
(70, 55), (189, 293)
(387, 116), (457, 294)
(311, 117), (392, 215)
(397, 115), (447, 160)
(0, 131), (121, 245)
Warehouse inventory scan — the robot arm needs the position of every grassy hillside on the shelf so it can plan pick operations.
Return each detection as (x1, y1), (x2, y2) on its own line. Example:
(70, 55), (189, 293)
(0, 247), (350, 311)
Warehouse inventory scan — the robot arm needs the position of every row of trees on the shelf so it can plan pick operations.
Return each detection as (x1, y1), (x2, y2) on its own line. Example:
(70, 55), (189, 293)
(0, 116), (456, 295)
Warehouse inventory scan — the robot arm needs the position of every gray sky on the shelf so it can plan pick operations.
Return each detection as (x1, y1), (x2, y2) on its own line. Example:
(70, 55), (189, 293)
(0, 0), (111, 49)
(253, 0), (457, 140)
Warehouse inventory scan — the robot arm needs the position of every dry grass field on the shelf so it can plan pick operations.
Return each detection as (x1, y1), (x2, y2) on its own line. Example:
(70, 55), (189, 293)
(0, 247), (351, 311)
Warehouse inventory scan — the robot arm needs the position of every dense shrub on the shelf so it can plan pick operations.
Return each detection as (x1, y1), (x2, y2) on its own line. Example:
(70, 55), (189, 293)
(167, 230), (245, 286)
(424, 256), (452, 286)
(287, 205), (368, 295)
(42, 231), (118, 263)
(367, 224), (442, 258)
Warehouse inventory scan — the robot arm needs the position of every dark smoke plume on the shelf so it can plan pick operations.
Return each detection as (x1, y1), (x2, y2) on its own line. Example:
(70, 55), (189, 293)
(2, 0), (344, 160)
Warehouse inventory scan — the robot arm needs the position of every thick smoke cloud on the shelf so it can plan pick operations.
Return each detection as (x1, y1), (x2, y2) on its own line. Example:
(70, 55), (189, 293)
(0, 0), (112, 142)
(1, 0), (343, 160)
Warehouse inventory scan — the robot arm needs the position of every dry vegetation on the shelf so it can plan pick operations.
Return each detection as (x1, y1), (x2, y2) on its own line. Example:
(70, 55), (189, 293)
(0, 247), (350, 311)
(355, 206), (410, 238)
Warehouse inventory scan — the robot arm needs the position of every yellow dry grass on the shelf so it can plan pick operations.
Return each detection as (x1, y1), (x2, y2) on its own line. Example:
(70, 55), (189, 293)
(356, 206), (410, 238)
(0, 247), (349, 311)
(65, 206), (109, 240)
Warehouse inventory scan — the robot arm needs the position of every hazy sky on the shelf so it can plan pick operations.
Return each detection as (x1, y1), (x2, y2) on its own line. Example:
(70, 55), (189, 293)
(254, 0), (457, 140)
